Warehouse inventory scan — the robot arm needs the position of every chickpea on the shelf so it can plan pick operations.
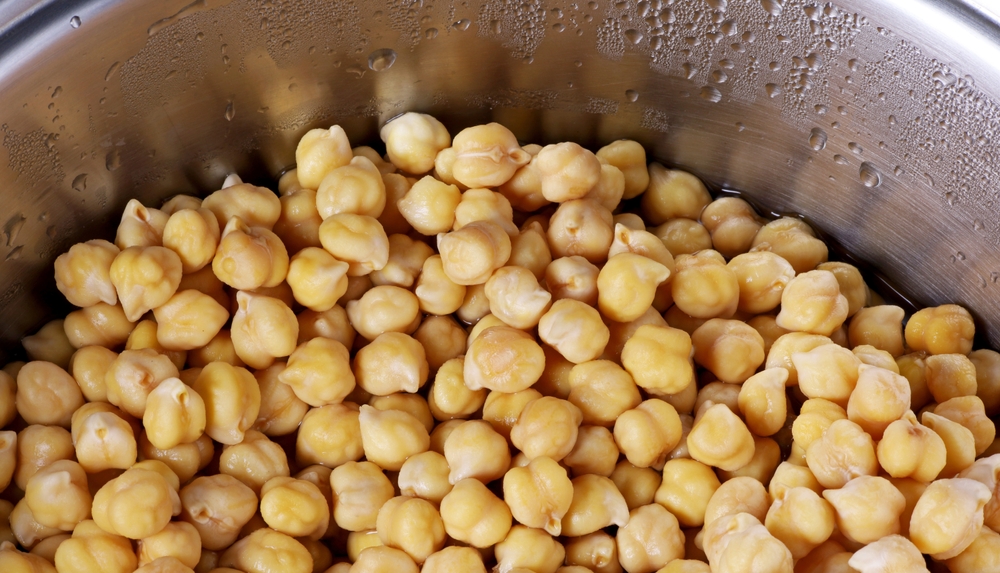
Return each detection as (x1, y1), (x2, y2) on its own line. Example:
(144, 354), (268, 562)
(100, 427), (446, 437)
(567, 360), (642, 427)
(10, 498), (63, 549)
(91, 467), (179, 539)
(909, 478), (990, 560)
(51, 520), (136, 573)
(230, 291), (298, 369)
(462, 326), (542, 393)
(188, 361), (260, 445)
(484, 266), (552, 329)
(925, 353), (977, 403)
(922, 411), (977, 477)
(685, 402), (755, 471)
(294, 126), (353, 189)
(965, 350), (1000, 417)
(444, 419), (511, 483)
(773, 270), (848, 336)
(178, 265), (229, 309)
(453, 188), (518, 235)
(423, 358), (481, 421)
(846, 365), (910, 439)
(814, 262), (867, 317)
(15, 361), (84, 427)
(935, 396), (995, 455)
(877, 411), (946, 483)
(597, 253), (671, 323)
(641, 165), (711, 225)
(726, 251), (795, 315)
(54, 240), (120, 309)
(297, 305), (356, 348)
(494, 526), (565, 573)
(421, 546), (486, 573)
(691, 319), (765, 383)
(151, 292), (228, 354)
(410, 316), (464, 373)
(354, 332), (429, 395)
(791, 343), (861, 405)
(22, 460), (90, 532)
(115, 199), (169, 250)
(818, 475), (903, 545)
(161, 194), (203, 214)
(108, 245), (183, 322)
(103, 348), (179, 419)
(179, 474), (258, 551)
(847, 534), (927, 573)
(397, 451), (452, 503)
(616, 504), (685, 573)
(852, 344), (899, 373)
(656, 561), (711, 573)
(316, 156), (386, 219)
(651, 219), (711, 258)
(379, 112), (450, 175)
(125, 320), (185, 370)
(63, 303), (136, 349)
(138, 376), (205, 450)
(747, 314), (790, 355)
(805, 419), (878, 489)
(750, 218), (828, 274)
(738, 368), (789, 437)
(610, 461), (662, 511)
(258, 477), (329, 540)
(219, 528), (312, 573)
(534, 142), (602, 202)
(374, 496), (445, 564)
(547, 199), (614, 265)
(273, 188), (324, 254)
(450, 123), (530, 188)
(347, 530), (384, 561)
(370, 236), (432, 290)
(358, 405), (429, 471)
(896, 351), (933, 411)
(613, 399), (682, 470)
(20, 319), (74, 370)
(275, 337), (355, 407)
(285, 248), (350, 312)
(212, 218), (288, 292)
(698, 197), (761, 259)
(653, 459), (720, 528)
(702, 512), (792, 573)
(693, 382), (741, 419)
(508, 221), (552, 281)
(350, 546), (418, 573)
(218, 430), (289, 495)
(619, 324), (693, 394)
(138, 521), (202, 568)
(671, 250), (739, 319)
(495, 157), (545, 214)
(437, 220), (512, 286)
(439, 479), (512, 548)
(317, 213), (390, 277)
(555, 425), (616, 478)
(545, 256), (600, 306)
(945, 527), (1000, 573)
(326, 461), (392, 532)
(905, 303), (975, 355)
(505, 397), (581, 463)
(596, 140), (649, 199)
(564, 531), (620, 573)
(162, 209), (221, 274)
(704, 477), (770, 527)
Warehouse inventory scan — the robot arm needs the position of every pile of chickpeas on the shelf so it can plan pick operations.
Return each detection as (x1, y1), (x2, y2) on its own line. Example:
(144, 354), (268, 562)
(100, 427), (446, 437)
(1, 112), (999, 573)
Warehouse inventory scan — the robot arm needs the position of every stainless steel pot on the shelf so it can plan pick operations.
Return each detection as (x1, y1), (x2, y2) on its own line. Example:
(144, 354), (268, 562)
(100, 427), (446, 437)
(1, 0), (1000, 357)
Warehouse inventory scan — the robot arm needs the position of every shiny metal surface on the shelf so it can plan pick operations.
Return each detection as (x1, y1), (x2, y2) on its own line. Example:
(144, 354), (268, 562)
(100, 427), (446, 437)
(1, 0), (1000, 357)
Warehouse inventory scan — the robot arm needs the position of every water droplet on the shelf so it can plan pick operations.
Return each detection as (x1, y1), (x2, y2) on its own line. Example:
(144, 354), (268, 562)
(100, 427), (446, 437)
(956, 251), (966, 261)
(888, 115), (897, 125)
(5, 246), (22, 261)
(70, 16), (82, 28)
(974, 219), (984, 231)
(736, 122), (745, 132)
(814, 104), (828, 114)
(719, 59), (734, 69)
(859, 162), (881, 188)
(681, 62), (696, 79)
(945, 191), (957, 205)
(489, 19), (501, 34)
(106, 149), (121, 172)
(46, 226), (57, 238)
(453, 18), (471, 31)
(281, 40), (291, 50)
(625, 89), (639, 102)
(765, 83), (781, 98)
(624, 29), (643, 44)
(711, 69), (728, 83)
(553, 23), (565, 32)
(893, 166), (904, 176)
(44, 133), (58, 150)
(760, 0), (782, 17)
(769, 61), (781, 71)
(924, 173), (935, 187)
(105, 61), (121, 82)
(808, 128), (827, 151)
(368, 48), (397, 72)
(833, 155), (848, 165)
(699, 86), (722, 103)
(707, 0), (727, 10)
(51, 86), (62, 98)
(425, 28), (438, 39)
(196, 32), (204, 41)
(848, 142), (863, 155)
(991, 271), (999, 283)
(574, 60), (583, 67)
(72, 174), (88, 192)
(224, 101), (235, 121)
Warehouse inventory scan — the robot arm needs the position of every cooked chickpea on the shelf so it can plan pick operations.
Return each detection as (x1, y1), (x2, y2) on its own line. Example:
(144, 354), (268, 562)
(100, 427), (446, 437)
(63, 303), (136, 349)
(616, 504), (685, 573)
(909, 478), (990, 560)
(437, 220), (512, 286)
(258, 477), (329, 539)
(354, 332), (429, 395)
(162, 209), (220, 274)
(103, 348), (180, 419)
(347, 531), (384, 562)
(151, 291), (229, 353)
(820, 475), (903, 545)
(935, 396), (995, 455)
(877, 410), (946, 482)
(139, 376), (206, 450)
(693, 382), (741, 420)
(497, 456), (572, 537)
(178, 265), (229, 309)
(597, 253), (671, 323)
(671, 250), (739, 319)
(0, 433), (15, 493)
(846, 534), (927, 573)
(52, 520), (136, 573)
(701, 199), (763, 261)
(218, 430), (290, 495)
(545, 256), (600, 306)
(54, 240), (120, 308)
(279, 337), (355, 407)
(651, 219), (711, 258)
(737, 368), (789, 437)
(411, 315), (465, 372)
(691, 318), (765, 383)
(285, 248), (350, 312)
(317, 213), (389, 277)
(613, 399), (682, 469)
(21, 319), (74, 370)
(294, 126), (353, 189)
(328, 461), (393, 532)
(567, 360), (642, 427)
(316, 156), (386, 219)
(562, 425), (619, 477)
(137, 432), (212, 484)
(791, 343), (860, 405)
(925, 353), (977, 403)
(190, 361), (260, 445)
(534, 142), (602, 202)
(397, 451), (452, 503)
(945, 524), (1000, 573)
(641, 165), (711, 225)
(547, 199), (614, 264)
(115, 199), (169, 250)
(726, 251), (795, 315)
(563, 531), (620, 573)
(805, 419), (878, 489)
(922, 411), (977, 477)
(125, 319), (185, 369)
(846, 365), (910, 439)
(896, 351), (933, 410)
(358, 405), (429, 471)
(747, 314), (790, 355)
(495, 526), (565, 573)
(230, 291), (298, 370)
(453, 188), (518, 234)
(507, 221), (552, 281)
(610, 461), (662, 511)
(369, 393), (434, 433)
(596, 140), (649, 200)
(814, 262), (867, 317)
(421, 546), (486, 573)
(653, 459), (720, 528)
(905, 303), (975, 355)
(439, 478), (512, 548)
(450, 123), (530, 188)
(22, 460), (90, 532)
(444, 419), (510, 483)
(10, 498), (63, 549)
(107, 246), (182, 322)
(15, 360), (84, 427)
(844, 307), (904, 358)
(137, 521), (202, 568)
(273, 188), (324, 254)
(508, 397), (581, 462)
(702, 512), (793, 573)
(179, 474), (258, 551)
(484, 266), (552, 328)
(297, 305), (356, 348)
(704, 476), (770, 528)
(161, 194), (203, 214)
(618, 324), (693, 394)
(791, 400), (849, 457)
(375, 496), (445, 564)
(463, 326), (543, 393)
(350, 546), (417, 573)
(424, 357), (482, 420)
(379, 112), (450, 175)
(219, 528), (312, 573)
(774, 270), (848, 336)
(685, 403), (755, 471)
(212, 218), (288, 291)
(92, 467), (179, 539)
(750, 217), (828, 274)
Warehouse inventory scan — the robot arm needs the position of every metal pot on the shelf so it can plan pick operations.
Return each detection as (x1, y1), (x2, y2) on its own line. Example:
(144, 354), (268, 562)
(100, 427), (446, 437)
(1, 0), (999, 356)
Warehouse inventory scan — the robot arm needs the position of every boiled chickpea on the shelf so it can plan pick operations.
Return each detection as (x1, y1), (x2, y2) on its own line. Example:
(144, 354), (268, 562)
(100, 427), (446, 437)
(464, 326), (543, 393)
(286, 248), (350, 312)
(563, 531), (620, 573)
(23, 460), (91, 532)
(510, 397), (583, 462)
(791, 343), (861, 406)
(535, 142), (602, 202)
(671, 250), (739, 319)
(925, 353), (978, 403)
(610, 461), (662, 511)
(642, 165), (711, 225)
(691, 319), (764, 383)
(397, 451), (452, 503)
(616, 504), (685, 573)
(179, 474), (258, 551)
(562, 425), (620, 477)
(620, 324), (693, 394)
(935, 396), (996, 455)
(92, 467), (179, 539)
(16, 361), (84, 427)
(453, 188), (518, 234)
(444, 419), (511, 484)
(847, 534), (927, 573)
(596, 140), (649, 199)
(909, 478), (990, 560)
(613, 399), (682, 469)
(821, 475), (904, 545)
(379, 113), (450, 175)
(704, 476), (770, 527)
(654, 459), (720, 527)
(115, 199), (168, 250)
(439, 479), (512, 548)
(218, 430), (290, 495)
(750, 217), (828, 274)
(316, 156), (386, 219)
(142, 377), (205, 450)
(137, 521), (202, 568)
(162, 209), (220, 274)
(805, 419), (878, 489)
(280, 337), (355, 407)
(230, 291), (298, 370)
(273, 188), (324, 254)
(727, 251), (795, 314)
(508, 220), (552, 280)
(354, 332), (428, 395)
(547, 199), (615, 264)
(567, 360), (642, 427)
(258, 477), (329, 540)
(922, 411), (977, 477)
(358, 405), (429, 471)
(544, 256), (600, 306)
(450, 123), (530, 188)
(437, 221), (511, 286)
(294, 126), (353, 189)
(375, 496), (445, 564)
(53, 520), (137, 573)
(905, 303), (975, 355)
(55, 240), (120, 308)
(218, 528), (312, 573)
(598, 253), (671, 323)
(747, 314), (790, 355)
(876, 410), (946, 482)
(318, 214), (389, 277)
(846, 365), (910, 439)
(63, 303), (136, 349)
(702, 512), (793, 573)
(738, 368), (789, 437)
(297, 305), (356, 349)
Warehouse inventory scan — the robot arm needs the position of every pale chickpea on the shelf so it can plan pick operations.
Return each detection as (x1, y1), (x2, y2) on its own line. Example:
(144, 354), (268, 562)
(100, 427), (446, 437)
(619, 324), (693, 394)
(847, 534), (927, 573)
(464, 326), (543, 393)
(219, 528), (312, 573)
(161, 194), (203, 214)
(717, 435), (781, 483)
(0, 432), (15, 492)
(397, 451), (452, 503)
(750, 217), (828, 274)
(665, 413), (694, 460)
(652, 219), (713, 258)
(20, 319), (74, 370)
(597, 253), (671, 323)
(15, 360), (84, 427)
(693, 382), (741, 419)
(597, 140), (649, 199)
(258, 477), (329, 540)
(162, 209), (220, 274)
(137, 521), (202, 568)
(369, 393), (434, 433)
(747, 314), (790, 355)
(641, 165), (711, 225)
(686, 403), (755, 471)
(92, 467), (179, 539)
(691, 318), (765, 383)
(179, 474), (258, 551)
(437, 220), (512, 286)
(449, 123), (530, 188)
(494, 526), (565, 573)
(230, 291), (298, 370)
(347, 531), (384, 562)
(610, 461), (662, 511)
(535, 299), (608, 366)
(699, 197), (762, 259)
(510, 397), (583, 462)
(654, 459), (720, 527)
(846, 365), (911, 439)
(212, 218), (288, 291)
(374, 496), (446, 564)
(616, 504), (685, 573)
(411, 255), (465, 315)
(273, 188), (324, 254)
(877, 410), (947, 482)
(547, 199), (614, 264)
(151, 290), (229, 352)
(774, 270), (848, 336)
(23, 460), (91, 532)
(109, 246), (183, 322)
(453, 188), (518, 235)
(905, 303), (975, 355)
(439, 478), (512, 548)
(852, 344), (899, 373)
(278, 337), (355, 408)
(909, 478), (990, 560)
(297, 305), (356, 349)
(671, 250), (739, 319)
(535, 142), (602, 202)
(354, 332), (429, 395)
(946, 527), (1000, 573)
(613, 399), (682, 469)
(820, 476), (904, 545)
(815, 262), (868, 317)
(845, 306), (905, 357)
(968, 349), (1000, 416)
(791, 342), (861, 405)
(286, 247), (350, 312)
(582, 163), (626, 212)
(425, 357), (483, 421)
(726, 251), (795, 315)
(395, 176), (460, 236)
(329, 461), (393, 532)
(54, 239), (120, 308)
(483, 266), (551, 329)
(137, 432), (212, 485)
(421, 546), (486, 573)
(925, 353), (978, 403)
(10, 498), (62, 549)
(507, 221), (551, 281)
(922, 411), (977, 477)
(702, 512), (793, 573)
(544, 256), (600, 306)
(412, 315), (466, 372)
(51, 520), (136, 573)
(102, 348), (179, 418)
(350, 546), (417, 573)
(567, 360), (642, 427)
(935, 396), (995, 455)
(805, 419), (878, 489)
(316, 156), (386, 219)
(704, 477), (770, 527)
(369, 236), (432, 290)
(115, 199), (169, 249)
(497, 156), (547, 213)
(897, 351), (933, 410)
(218, 430), (290, 495)
(141, 377), (206, 450)
(479, 389), (540, 442)
(562, 425), (620, 477)
(769, 463), (822, 502)
(791, 399), (848, 452)
(379, 113), (450, 175)
(191, 361), (261, 445)
(358, 405), (429, 471)
(294, 126), (353, 189)
(125, 319), (185, 369)
(432, 146), (466, 189)
(177, 265), (229, 310)
(563, 531), (620, 573)
(63, 303), (136, 349)
(738, 368), (789, 437)
(318, 213), (389, 276)
(443, 419), (511, 484)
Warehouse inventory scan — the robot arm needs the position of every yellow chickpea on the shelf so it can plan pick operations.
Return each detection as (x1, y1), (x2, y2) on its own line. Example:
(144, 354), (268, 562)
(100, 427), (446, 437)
(652, 219), (712, 258)
(791, 342), (861, 405)
(597, 253), (671, 323)
(562, 474), (630, 537)
(596, 140), (649, 199)
(545, 256), (600, 306)
(63, 303), (136, 349)
(273, 188), (323, 254)
(54, 239), (120, 308)
(297, 305), (356, 349)
(535, 300), (607, 366)
(534, 142), (602, 202)
(726, 251), (795, 315)
(510, 397), (583, 462)
(450, 123), (530, 188)
(191, 361), (260, 445)
(218, 430), (289, 495)
(613, 399), (682, 469)
(909, 478), (991, 560)
(609, 461), (662, 512)
(699, 197), (762, 258)
(142, 377), (206, 450)
(922, 411), (977, 477)
(421, 546), (486, 573)
(317, 213), (389, 277)
(905, 303), (976, 355)
(354, 332), (429, 395)
(411, 315), (466, 373)
(137, 521), (202, 568)
(774, 270), (848, 336)
(846, 534), (927, 573)
(497, 154), (547, 213)
(161, 194), (203, 214)
(109, 246), (183, 322)
(703, 512), (793, 573)
(179, 474), (258, 551)
(444, 419), (511, 483)
(151, 290), (229, 351)
(397, 451), (452, 503)
(750, 217), (828, 274)
(747, 315), (790, 356)
(641, 165), (711, 225)
(507, 221), (551, 279)
(691, 318), (765, 383)
(14, 360), (84, 427)
(124, 320), (184, 369)
(379, 112), (450, 175)
(686, 403), (755, 471)
(439, 478), (512, 548)
(616, 504), (685, 573)
(258, 477), (329, 540)
(218, 528), (312, 573)
(845, 306), (904, 357)
(10, 498), (63, 549)
(211, 217), (288, 291)
(285, 248), (350, 312)
(230, 291), (298, 370)
(277, 337), (355, 407)
(358, 405), (430, 471)
(92, 467), (179, 539)
(21, 319), (74, 370)
(294, 126), (353, 189)
(547, 199), (615, 265)
(453, 187), (518, 234)
(395, 176), (460, 236)
(846, 365), (911, 439)
(316, 156), (386, 219)
(815, 262), (868, 317)
(161, 209), (220, 274)
(694, 382), (741, 419)
(483, 266), (552, 329)
(562, 425), (620, 477)
(618, 324), (693, 394)
(805, 419), (878, 489)
(877, 410), (947, 482)
(115, 199), (169, 250)
(925, 353), (978, 403)
(463, 326), (543, 393)
(103, 348), (179, 419)
(177, 265), (229, 309)
(425, 357), (483, 421)
(137, 432), (212, 485)
(945, 527), (1000, 573)
(52, 520), (136, 573)
(738, 368), (789, 437)
(583, 162), (626, 214)
(23, 460), (91, 532)
(654, 459), (720, 528)
(411, 255), (465, 316)
(374, 496), (445, 564)
(563, 531), (620, 573)
(704, 476), (770, 528)
(567, 360), (642, 427)
(821, 475), (904, 544)
(671, 250), (739, 319)
(437, 220), (512, 286)
(935, 396), (996, 455)
(330, 461), (394, 532)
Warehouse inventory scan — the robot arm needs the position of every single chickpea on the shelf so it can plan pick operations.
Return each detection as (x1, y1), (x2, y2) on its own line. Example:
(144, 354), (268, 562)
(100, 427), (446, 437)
(484, 266), (552, 329)
(218, 528), (312, 573)
(318, 213), (389, 276)
(10, 498), (62, 549)
(654, 459), (720, 528)
(738, 368), (789, 437)
(439, 479), (512, 548)
(611, 461), (662, 511)
(395, 176), (460, 236)
(616, 504), (685, 573)
(125, 319), (185, 369)
(294, 126), (353, 189)
(775, 270), (849, 336)
(816, 262), (868, 317)
(426, 357), (485, 421)
(791, 399), (848, 452)
(191, 361), (261, 445)
(258, 477), (329, 540)
(63, 303), (136, 349)
(547, 199), (614, 264)
(582, 163), (626, 213)
(846, 365), (911, 439)
(905, 304), (976, 355)
(562, 425), (620, 477)
(606, 307), (669, 364)
(432, 146), (466, 189)
(852, 344), (899, 372)
(358, 405), (429, 471)
(702, 512), (793, 573)
(161, 194), (203, 214)
(115, 199), (169, 250)
(286, 248), (350, 312)
(230, 291), (298, 370)
(15, 361), (84, 427)
(23, 460), (91, 532)
(21, 319), (74, 370)
(443, 419), (511, 484)
(109, 246), (183, 322)
(641, 165), (711, 225)
(297, 305), (356, 349)
(619, 324), (693, 394)
(691, 319), (765, 383)
(421, 546), (486, 573)
(206, 179), (284, 228)
(597, 253), (671, 323)
(944, 527), (1000, 573)
(507, 221), (552, 280)
(92, 467), (179, 539)
(142, 377), (206, 450)
(847, 535), (927, 573)
(353, 332), (429, 395)
(493, 526), (565, 573)
(453, 188), (518, 234)
(821, 476), (904, 545)
(273, 188), (324, 254)
(162, 209), (221, 274)
(369, 393), (434, 433)
(750, 218), (828, 274)
(412, 315), (466, 372)
(510, 397), (583, 462)
(379, 112), (450, 175)
(370, 235), (433, 289)
(897, 351), (933, 411)
(613, 399), (682, 469)
(411, 255), (465, 316)
(218, 430), (290, 495)
(791, 343), (861, 405)
(671, 250), (739, 319)
(375, 496), (446, 564)
(481, 389), (543, 442)
(805, 419), (878, 489)
(567, 360), (642, 427)
(54, 240), (120, 308)
(279, 337), (355, 407)
(597, 140), (649, 199)
(51, 520), (136, 573)
(969, 349), (1000, 415)
(686, 403), (755, 471)
(177, 265), (229, 309)
(137, 432), (212, 485)
(726, 251), (795, 315)
(717, 435), (781, 484)
(747, 314), (790, 355)
(397, 451), (452, 503)
(464, 326), (544, 393)
(704, 477), (770, 527)
(935, 396), (996, 455)
(922, 411), (977, 477)
(453, 283), (489, 325)
(179, 474), (258, 551)
(152, 290), (229, 352)
(350, 546), (418, 573)
(103, 348), (179, 418)
(653, 219), (713, 257)
(925, 353), (978, 403)
(330, 461), (394, 532)
(497, 154), (548, 213)
(347, 531), (384, 562)
(450, 123), (530, 188)
(137, 521), (202, 568)
(437, 220), (512, 286)
(700, 197), (764, 259)
(563, 531), (620, 573)
(316, 156), (386, 219)
(694, 382), (741, 419)
(212, 218), (288, 291)
(845, 306), (904, 357)
(909, 478), (991, 560)
(877, 410), (947, 482)
(535, 142), (602, 202)
(665, 413), (694, 459)
(545, 256), (600, 306)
